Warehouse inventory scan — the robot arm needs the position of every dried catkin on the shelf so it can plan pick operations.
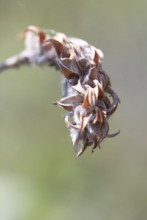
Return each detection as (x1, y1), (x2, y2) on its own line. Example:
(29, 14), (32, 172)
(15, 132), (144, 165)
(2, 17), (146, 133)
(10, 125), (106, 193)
(0, 26), (120, 156)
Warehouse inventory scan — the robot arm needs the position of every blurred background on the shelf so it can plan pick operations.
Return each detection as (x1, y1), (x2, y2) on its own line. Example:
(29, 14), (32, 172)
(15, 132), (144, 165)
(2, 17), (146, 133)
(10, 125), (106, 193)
(0, 0), (147, 219)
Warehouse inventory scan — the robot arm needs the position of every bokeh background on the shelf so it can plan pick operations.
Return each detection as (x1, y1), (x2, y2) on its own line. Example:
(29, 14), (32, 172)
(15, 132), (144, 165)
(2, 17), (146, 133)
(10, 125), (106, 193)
(0, 0), (147, 219)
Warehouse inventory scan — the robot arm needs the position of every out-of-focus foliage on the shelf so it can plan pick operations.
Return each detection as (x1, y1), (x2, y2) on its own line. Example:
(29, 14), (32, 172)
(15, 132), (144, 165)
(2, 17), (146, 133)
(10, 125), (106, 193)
(0, 0), (146, 220)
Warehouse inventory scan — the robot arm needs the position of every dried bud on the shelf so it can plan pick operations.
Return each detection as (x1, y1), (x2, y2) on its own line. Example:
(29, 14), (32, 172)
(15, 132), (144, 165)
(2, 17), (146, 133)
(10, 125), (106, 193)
(0, 26), (120, 156)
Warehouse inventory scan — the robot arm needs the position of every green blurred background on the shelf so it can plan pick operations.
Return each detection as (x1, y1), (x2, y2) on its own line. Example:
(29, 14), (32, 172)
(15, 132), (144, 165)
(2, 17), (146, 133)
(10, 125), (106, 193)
(0, 0), (147, 219)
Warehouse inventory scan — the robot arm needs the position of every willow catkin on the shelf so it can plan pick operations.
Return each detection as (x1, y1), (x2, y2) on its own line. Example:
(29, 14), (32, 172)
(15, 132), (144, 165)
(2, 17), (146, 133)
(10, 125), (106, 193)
(0, 26), (120, 156)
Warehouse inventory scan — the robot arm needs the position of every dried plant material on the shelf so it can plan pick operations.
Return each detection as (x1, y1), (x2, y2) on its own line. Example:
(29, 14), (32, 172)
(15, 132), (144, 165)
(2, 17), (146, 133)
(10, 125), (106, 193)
(0, 26), (120, 156)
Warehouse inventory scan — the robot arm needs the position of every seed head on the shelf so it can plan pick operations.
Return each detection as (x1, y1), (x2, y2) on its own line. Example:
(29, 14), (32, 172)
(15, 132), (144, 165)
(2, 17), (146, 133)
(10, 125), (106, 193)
(0, 26), (120, 156)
